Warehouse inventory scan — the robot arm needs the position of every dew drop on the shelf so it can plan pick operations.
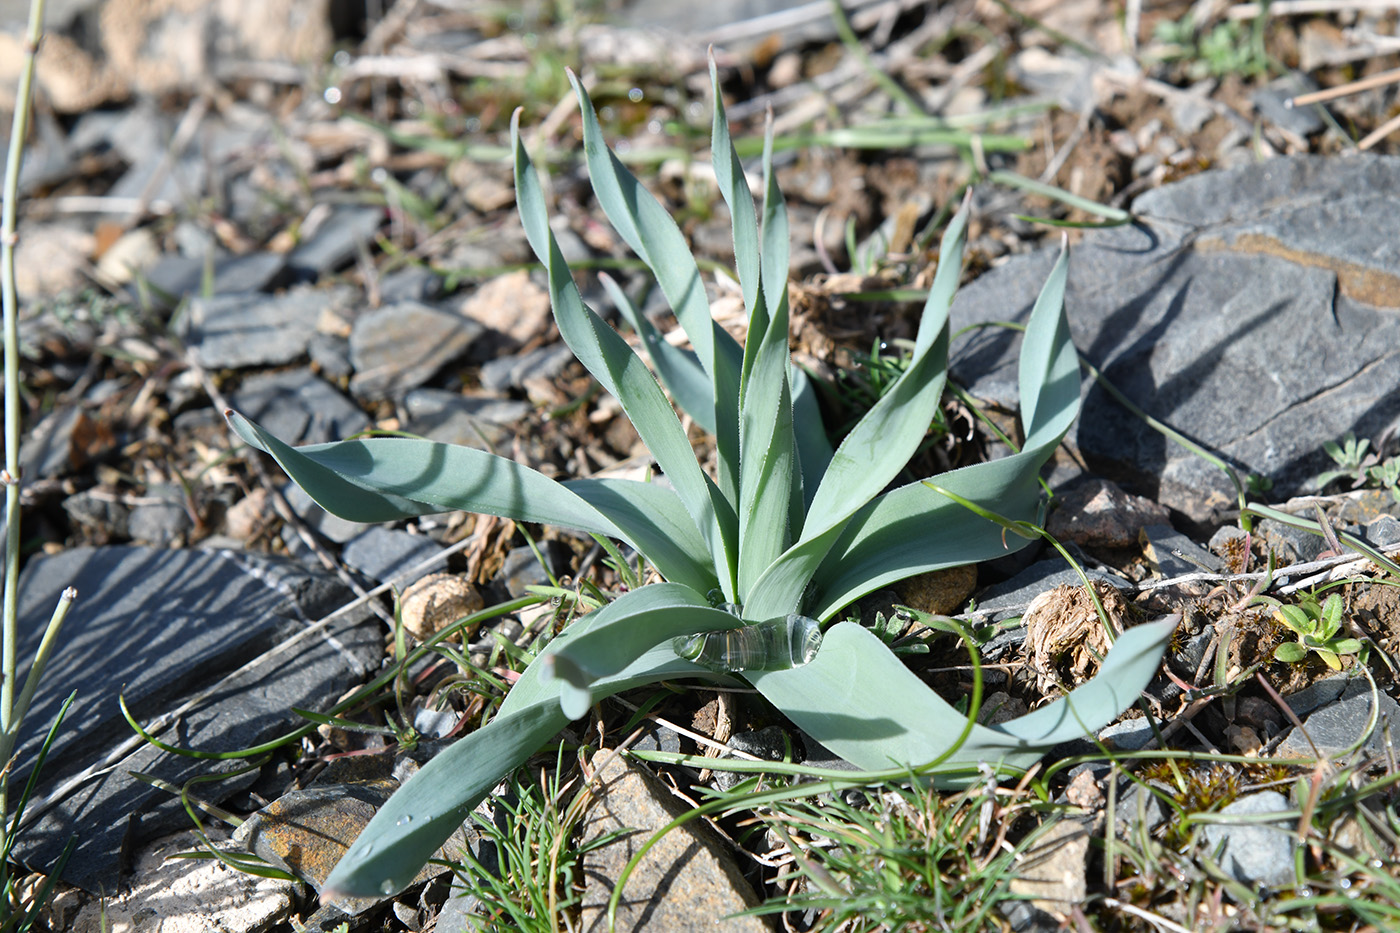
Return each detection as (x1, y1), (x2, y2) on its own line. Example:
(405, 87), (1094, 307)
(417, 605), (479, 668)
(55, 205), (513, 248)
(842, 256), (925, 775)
(1294, 886), (1314, 898)
(628, 87), (644, 102)
(333, 50), (351, 67)
(362, 842), (374, 856)
(323, 87), (342, 105)
(1338, 877), (1351, 890)
(1370, 859), (1385, 869)
(380, 879), (396, 895)
(396, 814), (413, 826)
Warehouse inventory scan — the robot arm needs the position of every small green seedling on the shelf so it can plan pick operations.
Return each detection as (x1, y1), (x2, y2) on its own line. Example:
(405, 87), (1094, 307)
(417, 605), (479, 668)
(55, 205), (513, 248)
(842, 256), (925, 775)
(1271, 593), (1363, 672)
(1318, 432), (1400, 503)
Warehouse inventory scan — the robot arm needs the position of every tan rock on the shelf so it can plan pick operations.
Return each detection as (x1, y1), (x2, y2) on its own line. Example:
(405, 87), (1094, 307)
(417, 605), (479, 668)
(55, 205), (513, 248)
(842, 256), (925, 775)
(398, 572), (484, 641)
(895, 564), (978, 616)
(458, 270), (553, 346)
(14, 224), (94, 299)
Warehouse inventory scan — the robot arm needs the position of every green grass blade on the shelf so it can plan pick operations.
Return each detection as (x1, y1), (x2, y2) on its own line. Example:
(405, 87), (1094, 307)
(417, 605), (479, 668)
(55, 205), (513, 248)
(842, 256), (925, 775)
(323, 586), (736, 899)
(567, 72), (744, 507)
(513, 111), (740, 600)
(748, 617), (1174, 778)
(600, 273), (716, 434)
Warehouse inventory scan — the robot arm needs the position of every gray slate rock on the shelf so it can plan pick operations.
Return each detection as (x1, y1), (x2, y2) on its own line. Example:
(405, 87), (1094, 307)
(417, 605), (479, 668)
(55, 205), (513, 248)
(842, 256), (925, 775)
(127, 483), (192, 547)
(283, 483), (370, 544)
(349, 301), (485, 400)
(141, 251), (289, 309)
(403, 388), (529, 450)
(1142, 523), (1223, 578)
(1254, 75), (1325, 138)
(341, 527), (443, 586)
(229, 368), (369, 446)
(1202, 792), (1295, 887)
(11, 546), (379, 893)
(951, 155), (1400, 524)
(971, 558), (1134, 625)
(179, 286), (352, 370)
(479, 342), (575, 392)
(288, 205), (384, 280)
(1279, 678), (1400, 759)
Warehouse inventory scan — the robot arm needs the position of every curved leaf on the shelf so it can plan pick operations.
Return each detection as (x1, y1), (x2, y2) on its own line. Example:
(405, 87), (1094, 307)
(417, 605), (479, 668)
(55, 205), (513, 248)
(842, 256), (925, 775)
(324, 584), (737, 900)
(748, 617), (1176, 780)
(600, 273), (715, 434)
(512, 111), (740, 600)
(567, 73), (744, 505)
(564, 477), (716, 594)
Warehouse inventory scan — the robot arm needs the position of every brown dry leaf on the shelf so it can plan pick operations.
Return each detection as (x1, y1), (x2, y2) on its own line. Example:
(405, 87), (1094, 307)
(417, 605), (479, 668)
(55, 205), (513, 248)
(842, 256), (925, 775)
(1023, 583), (1129, 697)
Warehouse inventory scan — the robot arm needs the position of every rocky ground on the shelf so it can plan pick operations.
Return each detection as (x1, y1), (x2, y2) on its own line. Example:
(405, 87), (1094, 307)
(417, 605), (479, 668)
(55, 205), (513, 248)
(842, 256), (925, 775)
(4, 0), (1400, 931)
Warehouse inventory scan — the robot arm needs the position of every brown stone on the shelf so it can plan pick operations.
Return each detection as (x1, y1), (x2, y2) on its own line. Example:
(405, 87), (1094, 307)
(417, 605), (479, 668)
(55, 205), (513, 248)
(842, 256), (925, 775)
(894, 564), (978, 615)
(398, 572), (485, 641)
(1046, 479), (1170, 548)
(579, 755), (771, 932)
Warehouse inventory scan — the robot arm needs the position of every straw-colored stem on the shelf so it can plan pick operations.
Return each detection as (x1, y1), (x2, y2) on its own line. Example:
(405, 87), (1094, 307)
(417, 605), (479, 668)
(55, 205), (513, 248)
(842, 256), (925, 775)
(1, 0), (49, 863)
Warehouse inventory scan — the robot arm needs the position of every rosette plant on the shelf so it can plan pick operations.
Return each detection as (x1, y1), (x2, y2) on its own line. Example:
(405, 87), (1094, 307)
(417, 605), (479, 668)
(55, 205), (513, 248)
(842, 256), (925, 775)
(228, 66), (1174, 899)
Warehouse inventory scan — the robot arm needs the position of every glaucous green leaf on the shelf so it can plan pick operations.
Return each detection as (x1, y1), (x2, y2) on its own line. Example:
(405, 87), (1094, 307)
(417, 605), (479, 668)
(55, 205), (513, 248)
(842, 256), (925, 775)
(748, 617), (1176, 780)
(228, 411), (715, 592)
(599, 273), (716, 435)
(324, 584), (739, 900)
(513, 110), (741, 601)
(568, 72), (744, 505)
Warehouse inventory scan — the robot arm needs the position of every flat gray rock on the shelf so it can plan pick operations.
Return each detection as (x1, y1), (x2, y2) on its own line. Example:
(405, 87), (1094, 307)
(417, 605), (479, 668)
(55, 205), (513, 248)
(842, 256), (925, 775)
(289, 205), (384, 280)
(179, 286), (353, 370)
(951, 155), (1400, 524)
(1201, 792), (1295, 887)
(11, 546), (379, 893)
(349, 301), (485, 400)
(1279, 678), (1400, 759)
(341, 527), (443, 586)
(230, 368), (369, 446)
(403, 388), (529, 450)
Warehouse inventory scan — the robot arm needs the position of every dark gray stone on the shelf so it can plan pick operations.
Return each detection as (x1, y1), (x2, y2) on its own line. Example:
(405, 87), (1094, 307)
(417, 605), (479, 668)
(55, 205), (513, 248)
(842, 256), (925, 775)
(1113, 780), (1167, 839)
(62, 490), (130, 539)
(10, 546), (380, 893)
(501, 543), (569, 598)
(141, 251), (290, 309)
(1254, 75), (1325, 138)
(1201, 792), (1295, 887)
(348, 301), (485, 400)
(1257, 518), (1326, 565)
(970, 559), (1134, 624)
(951, 155), (1400, 524)
(1362, 515), (1400, 549)
(127, 483), (192, 546)
(1279, 678), (1400, 759)
(1283, 674), (1351, 718)
(229, 369), (369, 446)
(1098, 718), (1155, 751)
(341, 527), (443, 585)
(1142, 523), (1223, 577)
(403, 388), (529, 450)
(179, 286), (351, 370)
(308, 332), (353, 379)
(479, 343), (576, 393)
(288, 205), (384, 280)
(379, 266), (445, 304)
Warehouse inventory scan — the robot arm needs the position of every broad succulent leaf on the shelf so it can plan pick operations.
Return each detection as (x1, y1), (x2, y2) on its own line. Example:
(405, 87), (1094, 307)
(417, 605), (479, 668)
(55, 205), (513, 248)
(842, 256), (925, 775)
(226, 411), (716, 593)
(323, 585), (740, 899)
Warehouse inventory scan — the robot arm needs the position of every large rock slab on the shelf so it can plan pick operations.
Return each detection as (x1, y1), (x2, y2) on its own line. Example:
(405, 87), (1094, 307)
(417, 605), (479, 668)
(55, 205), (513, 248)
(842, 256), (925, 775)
(10, 546), (380, 893)
(950, 154), (1400, 524)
